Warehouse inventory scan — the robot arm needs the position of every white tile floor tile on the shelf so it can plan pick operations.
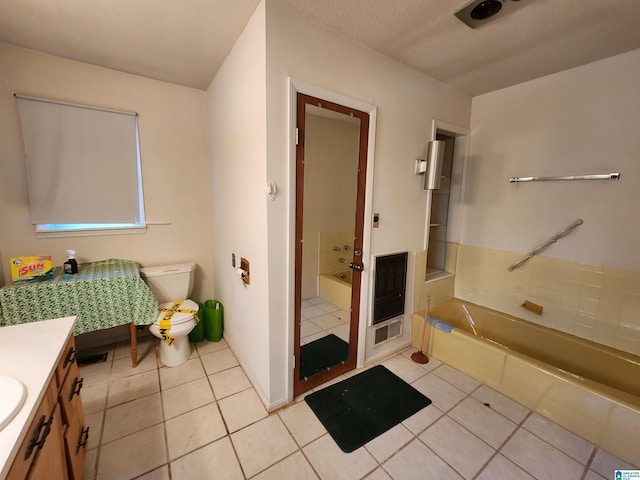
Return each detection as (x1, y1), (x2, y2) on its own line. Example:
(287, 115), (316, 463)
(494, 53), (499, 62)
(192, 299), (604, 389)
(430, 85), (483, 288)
(303, 434), (377, 480)
(420, 416), (495, 478)
(165, 403), (227, 460)
(231, 415), (298, 477)
(218, 388), (268, 433)
(78, 337), (637, 480)
(161, 376), (214, 419)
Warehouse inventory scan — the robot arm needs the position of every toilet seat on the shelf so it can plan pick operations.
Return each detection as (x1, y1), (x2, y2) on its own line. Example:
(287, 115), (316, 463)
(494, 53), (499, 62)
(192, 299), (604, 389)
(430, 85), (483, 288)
(153, 299), (199, 326)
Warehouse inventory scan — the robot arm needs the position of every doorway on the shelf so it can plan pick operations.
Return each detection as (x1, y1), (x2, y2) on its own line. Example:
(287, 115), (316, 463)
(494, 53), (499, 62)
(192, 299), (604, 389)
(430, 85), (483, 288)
(293, 93), (370, 396)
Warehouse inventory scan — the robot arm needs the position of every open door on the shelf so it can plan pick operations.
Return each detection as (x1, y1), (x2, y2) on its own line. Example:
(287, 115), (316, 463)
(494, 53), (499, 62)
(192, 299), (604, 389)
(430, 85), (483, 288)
(293, 93), (370, 396)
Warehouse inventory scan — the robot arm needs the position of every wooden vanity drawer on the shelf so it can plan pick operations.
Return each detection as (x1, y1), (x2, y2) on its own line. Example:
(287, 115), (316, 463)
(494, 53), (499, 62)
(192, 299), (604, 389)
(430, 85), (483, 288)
(55, 335), (78, 390)
(64, 406), (88, 480)
(6, 381), (58, 480)
(58, 359), (83, 426)
(26, 403), (67, 480)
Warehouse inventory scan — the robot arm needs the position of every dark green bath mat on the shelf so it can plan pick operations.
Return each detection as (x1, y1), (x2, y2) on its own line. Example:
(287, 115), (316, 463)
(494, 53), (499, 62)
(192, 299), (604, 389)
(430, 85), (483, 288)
(300, 333), (349, 379)
(305, 365), (432, 452)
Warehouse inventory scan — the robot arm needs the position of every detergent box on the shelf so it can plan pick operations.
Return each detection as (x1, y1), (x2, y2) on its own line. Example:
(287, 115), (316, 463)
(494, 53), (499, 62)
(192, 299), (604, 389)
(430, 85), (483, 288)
(10, 255), (54, 283)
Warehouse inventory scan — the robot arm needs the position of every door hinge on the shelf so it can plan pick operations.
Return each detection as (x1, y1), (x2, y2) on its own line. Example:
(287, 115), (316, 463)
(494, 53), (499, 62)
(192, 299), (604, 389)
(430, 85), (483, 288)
(292, 355), (296, 368)
(295, 128), (299, 146)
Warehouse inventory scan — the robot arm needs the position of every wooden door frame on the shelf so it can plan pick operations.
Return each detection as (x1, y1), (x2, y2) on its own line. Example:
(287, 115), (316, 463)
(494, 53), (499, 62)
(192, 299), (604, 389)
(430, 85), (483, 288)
(288, 80), (377, 400)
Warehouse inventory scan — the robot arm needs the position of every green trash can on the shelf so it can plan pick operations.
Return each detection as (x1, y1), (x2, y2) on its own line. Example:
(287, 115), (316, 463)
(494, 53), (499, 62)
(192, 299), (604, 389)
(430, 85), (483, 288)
(188, 301), (205, 342)
(203, 300), (223, 342)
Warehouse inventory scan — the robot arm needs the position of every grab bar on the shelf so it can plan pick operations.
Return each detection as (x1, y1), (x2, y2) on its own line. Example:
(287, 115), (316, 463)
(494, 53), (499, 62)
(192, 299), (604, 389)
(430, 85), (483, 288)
(509, 172), (620, 183)
(507, 218), (583, 272)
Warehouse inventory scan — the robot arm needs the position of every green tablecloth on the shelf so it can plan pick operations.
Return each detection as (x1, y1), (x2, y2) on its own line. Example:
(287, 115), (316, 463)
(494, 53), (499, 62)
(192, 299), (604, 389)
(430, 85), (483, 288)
(0, 258), (158, 335)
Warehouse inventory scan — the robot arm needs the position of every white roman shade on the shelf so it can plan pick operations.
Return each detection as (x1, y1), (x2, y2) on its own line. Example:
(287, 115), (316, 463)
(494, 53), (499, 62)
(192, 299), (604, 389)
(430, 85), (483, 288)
(16, 95), (142, 225)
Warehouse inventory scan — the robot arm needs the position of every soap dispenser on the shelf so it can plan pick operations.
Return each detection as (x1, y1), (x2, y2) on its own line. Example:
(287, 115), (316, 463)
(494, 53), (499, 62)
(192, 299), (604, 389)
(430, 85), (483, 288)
(64, 249), (78, 274)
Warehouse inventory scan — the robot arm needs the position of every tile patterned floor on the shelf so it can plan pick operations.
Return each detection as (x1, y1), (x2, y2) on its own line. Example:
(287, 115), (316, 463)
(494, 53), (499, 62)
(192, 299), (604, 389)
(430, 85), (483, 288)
(79, 336), (638, 480)
(300, 298), (350, 345)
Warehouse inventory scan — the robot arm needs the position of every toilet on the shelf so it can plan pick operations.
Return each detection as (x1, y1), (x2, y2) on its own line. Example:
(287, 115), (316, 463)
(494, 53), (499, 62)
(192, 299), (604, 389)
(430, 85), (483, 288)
(140, 263), (199, 367)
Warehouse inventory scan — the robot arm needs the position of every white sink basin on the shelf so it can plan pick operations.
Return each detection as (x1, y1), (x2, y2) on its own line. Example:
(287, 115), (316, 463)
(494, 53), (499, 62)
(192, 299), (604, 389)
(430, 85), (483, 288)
(0, 375), (26, 431)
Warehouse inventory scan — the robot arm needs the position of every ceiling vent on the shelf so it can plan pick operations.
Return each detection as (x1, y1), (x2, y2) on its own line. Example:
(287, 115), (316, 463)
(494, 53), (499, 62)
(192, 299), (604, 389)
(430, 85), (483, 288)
(455, 0), (526, 29)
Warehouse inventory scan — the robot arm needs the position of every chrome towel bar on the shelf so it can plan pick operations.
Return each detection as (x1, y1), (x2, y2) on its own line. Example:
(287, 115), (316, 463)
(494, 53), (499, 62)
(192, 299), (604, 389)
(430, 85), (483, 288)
(508, 219), (583, 272)
(509, 172), (620, 183)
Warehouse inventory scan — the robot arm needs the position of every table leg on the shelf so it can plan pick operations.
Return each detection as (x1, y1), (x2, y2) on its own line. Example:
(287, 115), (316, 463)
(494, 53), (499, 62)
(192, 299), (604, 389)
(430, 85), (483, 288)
(130, 322), (138, 367)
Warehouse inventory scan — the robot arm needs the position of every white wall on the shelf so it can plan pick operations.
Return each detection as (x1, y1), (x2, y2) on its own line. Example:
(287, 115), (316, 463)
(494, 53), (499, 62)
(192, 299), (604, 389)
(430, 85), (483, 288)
(264, 3), (472, 404)
(0, 42), (213, 301)
(206, 3), (272, 403)
(464, 49), (640, 270)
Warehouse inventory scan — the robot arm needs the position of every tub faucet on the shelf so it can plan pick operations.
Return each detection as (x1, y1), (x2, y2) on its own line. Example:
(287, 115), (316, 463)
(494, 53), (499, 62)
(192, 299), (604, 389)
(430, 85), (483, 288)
(339, 257), (349, 264)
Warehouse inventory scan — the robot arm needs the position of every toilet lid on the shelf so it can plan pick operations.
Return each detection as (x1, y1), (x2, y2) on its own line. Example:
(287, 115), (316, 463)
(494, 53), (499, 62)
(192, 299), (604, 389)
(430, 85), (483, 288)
(154, 299), (199, 325)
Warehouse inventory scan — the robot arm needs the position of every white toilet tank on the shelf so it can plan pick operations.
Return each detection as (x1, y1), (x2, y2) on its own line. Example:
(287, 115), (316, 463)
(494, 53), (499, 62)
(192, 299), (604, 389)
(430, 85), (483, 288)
(139, 263), (196, 303)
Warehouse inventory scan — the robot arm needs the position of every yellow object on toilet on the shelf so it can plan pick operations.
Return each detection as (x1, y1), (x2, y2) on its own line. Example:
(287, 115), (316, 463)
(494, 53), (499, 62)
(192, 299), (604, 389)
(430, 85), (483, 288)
(157, 300), (199, 347)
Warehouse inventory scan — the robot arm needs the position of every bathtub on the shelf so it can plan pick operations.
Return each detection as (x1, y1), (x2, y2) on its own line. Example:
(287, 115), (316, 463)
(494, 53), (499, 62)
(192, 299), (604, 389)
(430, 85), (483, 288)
(411, 299), (640, 465)
(318, 270), (352, 311)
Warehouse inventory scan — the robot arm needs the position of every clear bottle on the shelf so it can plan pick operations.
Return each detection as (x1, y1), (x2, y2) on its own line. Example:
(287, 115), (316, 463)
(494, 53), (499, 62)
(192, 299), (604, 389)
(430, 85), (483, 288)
(63, 249), (78, 274)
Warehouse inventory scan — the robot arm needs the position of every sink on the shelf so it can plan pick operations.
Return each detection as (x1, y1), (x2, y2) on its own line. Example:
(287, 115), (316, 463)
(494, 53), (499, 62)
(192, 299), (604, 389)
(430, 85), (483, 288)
(0, 375), (27, 431)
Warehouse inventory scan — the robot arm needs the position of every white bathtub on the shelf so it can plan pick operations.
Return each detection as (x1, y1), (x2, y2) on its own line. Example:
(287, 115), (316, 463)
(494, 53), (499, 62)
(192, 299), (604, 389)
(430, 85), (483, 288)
(412, 299), (640, 465)
(318, 270), (352, 311)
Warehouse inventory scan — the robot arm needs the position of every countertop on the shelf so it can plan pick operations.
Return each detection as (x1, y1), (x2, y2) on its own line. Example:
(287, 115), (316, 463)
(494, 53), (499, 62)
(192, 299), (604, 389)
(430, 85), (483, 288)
(0, 316), (76, 479)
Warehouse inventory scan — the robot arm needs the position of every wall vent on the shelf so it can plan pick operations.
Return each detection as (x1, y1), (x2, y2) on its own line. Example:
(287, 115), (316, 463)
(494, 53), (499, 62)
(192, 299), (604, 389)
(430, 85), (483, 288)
(373, 318), (403, 346)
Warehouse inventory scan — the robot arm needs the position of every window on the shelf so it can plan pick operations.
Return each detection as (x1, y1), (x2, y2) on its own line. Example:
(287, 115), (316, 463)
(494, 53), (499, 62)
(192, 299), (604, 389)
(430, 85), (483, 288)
(15, 95), (145, 236)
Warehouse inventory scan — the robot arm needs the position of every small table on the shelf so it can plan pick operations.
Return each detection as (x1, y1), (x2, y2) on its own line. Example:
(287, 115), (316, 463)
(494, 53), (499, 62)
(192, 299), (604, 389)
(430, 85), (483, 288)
(0, 259), (158, 366)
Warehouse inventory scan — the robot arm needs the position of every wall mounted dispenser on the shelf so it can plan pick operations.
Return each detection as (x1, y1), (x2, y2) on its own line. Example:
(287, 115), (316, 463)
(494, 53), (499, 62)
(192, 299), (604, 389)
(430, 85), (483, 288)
(424, 140), (445, 190)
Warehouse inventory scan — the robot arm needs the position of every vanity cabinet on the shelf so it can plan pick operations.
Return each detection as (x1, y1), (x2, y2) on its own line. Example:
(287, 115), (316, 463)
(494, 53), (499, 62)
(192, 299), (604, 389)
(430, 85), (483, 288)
(6, 334), (87, 480)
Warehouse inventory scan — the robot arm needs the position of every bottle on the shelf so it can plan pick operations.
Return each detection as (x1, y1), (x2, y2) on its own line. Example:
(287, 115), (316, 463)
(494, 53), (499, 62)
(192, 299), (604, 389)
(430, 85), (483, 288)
(63, 249), (79, 274)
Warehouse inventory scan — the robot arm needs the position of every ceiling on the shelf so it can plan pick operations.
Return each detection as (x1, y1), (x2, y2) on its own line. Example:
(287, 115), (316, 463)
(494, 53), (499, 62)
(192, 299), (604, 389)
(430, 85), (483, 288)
(1, 0), (640, 96)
